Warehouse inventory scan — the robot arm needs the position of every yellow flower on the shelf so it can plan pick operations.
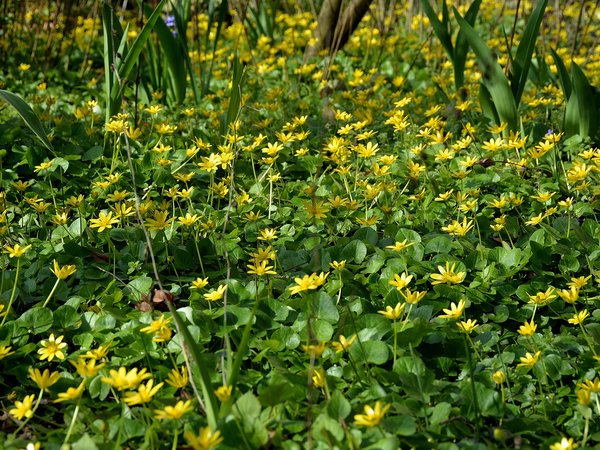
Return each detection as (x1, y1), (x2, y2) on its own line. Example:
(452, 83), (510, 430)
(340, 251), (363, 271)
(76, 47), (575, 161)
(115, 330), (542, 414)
(146, 210), (174, 231)
(385, 240), (414, 251)
(331, 335), (356, 353)
(288, 272), (329, 295)
(517, 351), (541, 369)
(568, 276), (591, 290)
(457, 319), (478, 334)
(101, 367), (151, 390)
(247, 260), (276, 276)
(141, 315), (172, 342)
(549, 437), (578, 450)
(191, 277), (209, 290)
(4, 243), (32, 258)
(34, 161), (53, 173)
(50, 259), (77, 280)
(0, 345), (14, 360)
(354, 401), (390, 427)
(400, 288), (427, 305)
(214, 385), (232, 402)
(123, 379), (164, 406)
(557, 287), (579, 304)
(105, 119), (127, 134)
(90, 211), (119, 232)
(178, 213), (199, 226)
(329, 260), (346, 270)
(441, 217), (474, 236)
(54, 381), (85, 403)
(438, 299), (465, 320)
(517, 320), (537, 336)
(568, 310), (590, 325)
(378, 302), (405, 320)
(528, 288), (556, 305)
(258, 228), (278, 241)
(84, 344), (111, 360)
(165, 366), (188, 389)
(388, 272), (413, 290)
(203, 284), (227, 302)
(184, 427), (223, 450)
(70, 357), (105, 378)
(154, 399), (193, 420)
(37, 334), (67, 361)
(28, 368), (60, 391)
(580, 378), (600, 392)
(525, 213), (544, 226)
(577, 388), (591, 405)
(491, 370), (506, 384)
(312, 368), (326, 388)
(302, 342), (327, 357)
(9, 394), (35, 420)
(430, 262), (466, 285)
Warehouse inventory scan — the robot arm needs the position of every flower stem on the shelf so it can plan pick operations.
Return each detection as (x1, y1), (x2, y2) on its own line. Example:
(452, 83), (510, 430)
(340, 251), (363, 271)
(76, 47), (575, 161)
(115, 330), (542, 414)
(42, 278), (61, 308)
(63, 399), (81, 447)
(1, 257), (21, 327)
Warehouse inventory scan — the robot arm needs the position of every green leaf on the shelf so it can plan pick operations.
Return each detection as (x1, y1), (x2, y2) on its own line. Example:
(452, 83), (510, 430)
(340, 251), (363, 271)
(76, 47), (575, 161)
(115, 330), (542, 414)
(16, 307), (53, 334)
(453, 0), (482, 89)
(120, 0), (168, 80)
(221, 55), (246, 135)
(566, 62), (598, 138)
(53, 305), (82, 330)
(146, 9), (187, 103)
(341, 240), (368, 263)
(351, 340), (389, 365)
(124, 276), (153, 300)
(454, 7), (518, 130)
(511, 0), (548, 104)
(429, 402), (452, 426)
(327, 390), (351, 419)
(550, 48), (572, 99)
(420, 0), (453, 58)
(0, 89), (54, 151)
(384, 415), (417, 436)
(233, 391), (261, 419)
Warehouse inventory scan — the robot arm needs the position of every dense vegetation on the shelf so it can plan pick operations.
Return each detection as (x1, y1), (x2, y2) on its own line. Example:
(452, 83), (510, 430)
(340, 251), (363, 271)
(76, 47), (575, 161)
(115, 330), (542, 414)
(0, 1), (599, 448)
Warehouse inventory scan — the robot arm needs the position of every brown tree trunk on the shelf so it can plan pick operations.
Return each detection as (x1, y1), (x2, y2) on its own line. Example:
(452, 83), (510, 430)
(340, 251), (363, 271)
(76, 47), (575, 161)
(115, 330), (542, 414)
(304, 0), (374, 59)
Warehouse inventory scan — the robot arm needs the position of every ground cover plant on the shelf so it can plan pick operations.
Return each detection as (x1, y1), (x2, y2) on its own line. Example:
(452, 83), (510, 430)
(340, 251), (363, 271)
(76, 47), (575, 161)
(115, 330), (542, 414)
(1, 0), (600, 448)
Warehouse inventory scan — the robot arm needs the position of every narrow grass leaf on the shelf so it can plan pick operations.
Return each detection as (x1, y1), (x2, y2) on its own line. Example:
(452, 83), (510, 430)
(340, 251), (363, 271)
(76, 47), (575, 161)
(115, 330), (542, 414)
(511, 0), (548, 105)
(453, 0), (482, 90)
(550, 48), (572, 99)
(167, 301), (219, 429)
(0, 89), (54, 152)
(420, 0), (453, 57)
(454, 7), (518, 130)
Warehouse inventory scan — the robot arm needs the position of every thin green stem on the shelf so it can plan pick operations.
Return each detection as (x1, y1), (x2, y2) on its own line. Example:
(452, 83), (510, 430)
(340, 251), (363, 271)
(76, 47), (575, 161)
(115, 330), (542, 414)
(463, 335), (480, 440)
(63, 399), (81, 447)
(1, 257), (22, 327)
(42, 278), (61, 308)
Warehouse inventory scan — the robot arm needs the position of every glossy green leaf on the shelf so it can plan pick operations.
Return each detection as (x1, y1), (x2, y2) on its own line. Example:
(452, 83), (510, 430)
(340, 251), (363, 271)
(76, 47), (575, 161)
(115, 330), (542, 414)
(0, 89), (54, 151)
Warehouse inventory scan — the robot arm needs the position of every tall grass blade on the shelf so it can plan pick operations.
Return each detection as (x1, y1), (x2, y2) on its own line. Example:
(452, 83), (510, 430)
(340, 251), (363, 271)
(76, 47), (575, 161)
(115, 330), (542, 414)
(167, 302), (219, 429)
(420, 0), (453, 57)
(119, 0), (168, 81)
(202, 0), (229, 95)
(102, 3), (123, 121)
(453, 0), (482, 90)
(511, 0), (548, 105)
(151, 14), (187, 103)
(221, 56), (246, 136)
(454, 7), (518, 130)
(0, 89), (54, 152)
(550, 48), (572, 100)
(565, 63), (598, 139)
